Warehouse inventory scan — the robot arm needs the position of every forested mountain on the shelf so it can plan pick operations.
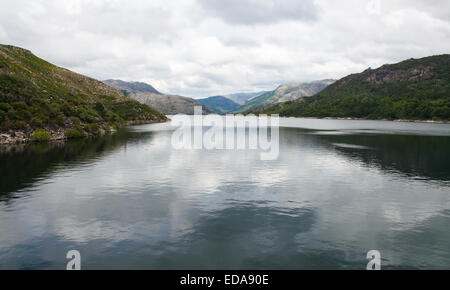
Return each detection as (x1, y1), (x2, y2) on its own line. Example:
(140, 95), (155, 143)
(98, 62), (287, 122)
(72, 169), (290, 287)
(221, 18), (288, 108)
(251, 55), (450, 121)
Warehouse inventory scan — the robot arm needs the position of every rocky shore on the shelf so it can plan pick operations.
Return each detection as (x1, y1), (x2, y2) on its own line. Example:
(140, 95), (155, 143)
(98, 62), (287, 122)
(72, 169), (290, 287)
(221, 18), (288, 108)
(0, 128), (65, 144)
(320, 117), (450, 124)
(0, 118), (169, 145)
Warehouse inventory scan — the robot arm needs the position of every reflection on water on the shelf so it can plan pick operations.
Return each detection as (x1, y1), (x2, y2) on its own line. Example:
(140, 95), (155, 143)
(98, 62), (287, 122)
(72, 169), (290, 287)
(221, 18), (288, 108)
(310, 132), (450, 182)
(0, 118), (449, 269)
(0, 129), (154, 200)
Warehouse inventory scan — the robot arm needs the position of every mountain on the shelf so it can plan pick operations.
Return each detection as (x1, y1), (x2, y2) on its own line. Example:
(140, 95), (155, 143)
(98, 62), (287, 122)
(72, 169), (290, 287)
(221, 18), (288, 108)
(197, 96), (240, 114)
(0, 45), (167, 144)
(104, 79), (161, 94)
(196, 91), (270, 114)
(103, 80), (216, 115)
(234, 80), (335, 113)
(222, 91), (270, 105)
(251, 55), (450, 121)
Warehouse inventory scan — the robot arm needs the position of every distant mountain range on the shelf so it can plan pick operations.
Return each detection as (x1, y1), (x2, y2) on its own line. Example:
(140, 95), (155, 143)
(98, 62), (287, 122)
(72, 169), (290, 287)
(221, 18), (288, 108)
(197, 81), (335, 114)
(197, 91), (269, 114)
(197, 96), (241, 114)
(221, 92), (270, 105)
(250, 55), (450, 121)
(103, 80), (215, 115)
(233, 80), (335, 113)
(107, 78), (336, 115)
(0, 45), (167, 144)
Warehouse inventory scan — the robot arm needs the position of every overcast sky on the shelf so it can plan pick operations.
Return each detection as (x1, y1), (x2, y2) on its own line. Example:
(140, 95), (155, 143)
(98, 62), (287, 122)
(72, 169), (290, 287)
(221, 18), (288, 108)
(0, 0), (449, 98)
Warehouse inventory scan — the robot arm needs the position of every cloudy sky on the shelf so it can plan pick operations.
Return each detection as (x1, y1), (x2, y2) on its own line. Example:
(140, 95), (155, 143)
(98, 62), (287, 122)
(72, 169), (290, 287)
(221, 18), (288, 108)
(0, 0), (449, 98)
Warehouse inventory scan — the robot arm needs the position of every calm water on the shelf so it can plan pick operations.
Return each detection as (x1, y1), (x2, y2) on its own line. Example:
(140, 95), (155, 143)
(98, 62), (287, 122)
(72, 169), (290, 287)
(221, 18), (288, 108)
(0, 118), (449, 270)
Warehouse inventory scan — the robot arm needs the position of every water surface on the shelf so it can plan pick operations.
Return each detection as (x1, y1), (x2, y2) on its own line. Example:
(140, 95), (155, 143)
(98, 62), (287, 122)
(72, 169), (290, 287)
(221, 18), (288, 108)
(0, 118), (449, 269)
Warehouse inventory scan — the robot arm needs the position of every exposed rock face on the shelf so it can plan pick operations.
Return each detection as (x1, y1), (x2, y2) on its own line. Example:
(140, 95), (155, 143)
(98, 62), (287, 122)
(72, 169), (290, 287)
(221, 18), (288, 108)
(270, 80), (336, 103)
(104, 79), (216, 115)
(364, 65), (434, 84)
(338, 57), (440, 88)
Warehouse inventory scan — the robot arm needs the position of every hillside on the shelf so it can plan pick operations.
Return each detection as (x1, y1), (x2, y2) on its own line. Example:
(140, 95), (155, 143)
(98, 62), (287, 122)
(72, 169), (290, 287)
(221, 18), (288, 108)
(197, 96), (240, 114)
(222, 91), (269, 105)
(252, 55), (450, 121)
(0, 45), (167, 144)
(104, 80), (216, 115)
(104, 79), (162, 95)
(234, 80), (335, 113)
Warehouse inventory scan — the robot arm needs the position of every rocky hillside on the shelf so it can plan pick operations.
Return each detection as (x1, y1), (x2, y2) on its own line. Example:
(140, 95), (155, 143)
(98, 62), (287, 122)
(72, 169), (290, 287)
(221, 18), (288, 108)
(0, 45), (167, 144)
(222, 91), (270, 105)
(252, 55), (450, 121)
(234, 80), (335, 113)
(104, 79), (162, 95)
(104, 79), (215, 115)
(197, 96), (240, 114)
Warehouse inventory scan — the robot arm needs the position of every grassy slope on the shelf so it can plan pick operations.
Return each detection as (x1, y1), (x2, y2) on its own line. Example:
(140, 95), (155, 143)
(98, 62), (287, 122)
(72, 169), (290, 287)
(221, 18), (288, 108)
(252, 55), (450, 121)
(0, 45), (167, 141)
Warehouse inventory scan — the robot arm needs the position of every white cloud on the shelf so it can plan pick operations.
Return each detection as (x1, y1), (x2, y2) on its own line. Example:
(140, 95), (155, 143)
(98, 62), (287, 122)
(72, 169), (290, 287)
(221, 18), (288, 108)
(0, 0), (448, 97)
(198, 0), (318, 25)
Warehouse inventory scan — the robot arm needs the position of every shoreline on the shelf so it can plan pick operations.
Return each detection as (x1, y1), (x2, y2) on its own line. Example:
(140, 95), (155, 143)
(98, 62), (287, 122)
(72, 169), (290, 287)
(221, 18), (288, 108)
(0, 118), (167, 145)
(284, 116), (450, 124)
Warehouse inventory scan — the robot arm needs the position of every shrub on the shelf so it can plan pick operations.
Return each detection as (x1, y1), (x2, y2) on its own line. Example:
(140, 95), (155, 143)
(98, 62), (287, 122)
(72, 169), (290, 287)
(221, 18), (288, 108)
(12, 101), (28, 111)
(63, 104), (74, 116)
(79, 109), (97, 123)
(99, 95), (117, 101)
(30, 129), (51, 142)
(66, 125), (85, 139)
(30, 116), (43, 128)
(0, 102), (12, 112)
(48, 112), (65, 127)
(7, 110), (18, 120)
(111, 102), (144, 120)
(10, 120), (27, 129)
(94, 102), (106, 114)
(29, 97), (46, 106)
(103, 110), (115, 121)
(70, 117), (81, 125)
(15, 107), (32, 121)
(83, 123), (100, 136)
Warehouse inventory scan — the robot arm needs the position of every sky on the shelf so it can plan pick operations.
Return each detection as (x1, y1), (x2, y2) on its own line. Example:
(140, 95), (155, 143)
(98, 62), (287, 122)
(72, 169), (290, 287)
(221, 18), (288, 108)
(0, 0), (449, 98)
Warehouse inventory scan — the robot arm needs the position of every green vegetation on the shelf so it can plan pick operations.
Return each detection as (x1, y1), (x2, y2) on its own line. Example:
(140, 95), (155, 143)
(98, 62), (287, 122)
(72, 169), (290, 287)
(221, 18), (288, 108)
(0, 44), (167, 142)
(66, 125), (85, 139)
(252, 55), (450, 121)
(235, 91), (275, 113)
(30, 129), (51, 142)
(235, 80), (335, 113)
(197, 96), (240, 114)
